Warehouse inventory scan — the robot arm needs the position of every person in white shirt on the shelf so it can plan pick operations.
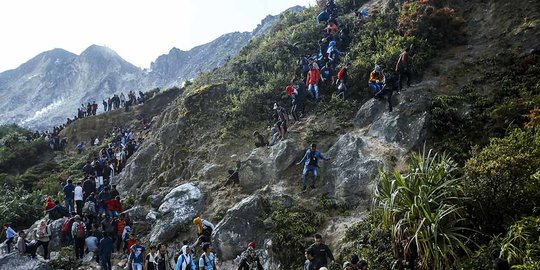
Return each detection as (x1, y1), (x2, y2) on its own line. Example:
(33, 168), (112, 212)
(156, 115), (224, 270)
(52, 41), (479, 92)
(74, 181), (84, 215)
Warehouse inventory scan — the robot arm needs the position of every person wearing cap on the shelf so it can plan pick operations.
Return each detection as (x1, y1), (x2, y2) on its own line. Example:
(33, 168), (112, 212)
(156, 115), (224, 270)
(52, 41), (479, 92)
(297, 144), (330, 191)
(237, 246), (263, 270)
(368, 64), (384, 95)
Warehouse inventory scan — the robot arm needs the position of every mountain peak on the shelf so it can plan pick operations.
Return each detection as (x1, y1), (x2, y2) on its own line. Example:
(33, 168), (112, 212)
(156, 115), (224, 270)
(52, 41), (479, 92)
(80, 44), (119, 58)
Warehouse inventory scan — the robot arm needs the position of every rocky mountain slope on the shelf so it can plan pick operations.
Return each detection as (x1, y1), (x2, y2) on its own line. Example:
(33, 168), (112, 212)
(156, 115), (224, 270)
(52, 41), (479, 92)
(0, 6), (304, 131)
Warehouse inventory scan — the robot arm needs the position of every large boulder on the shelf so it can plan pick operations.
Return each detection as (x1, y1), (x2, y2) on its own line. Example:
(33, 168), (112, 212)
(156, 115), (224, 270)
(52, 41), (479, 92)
(0, 253), (50, 270)
(116, 139), (160, 192)
(240, 140), (299, 192)
(26, 218), (66, 255)
(212, 195), (267, 260)
(149, 183), (202, 244)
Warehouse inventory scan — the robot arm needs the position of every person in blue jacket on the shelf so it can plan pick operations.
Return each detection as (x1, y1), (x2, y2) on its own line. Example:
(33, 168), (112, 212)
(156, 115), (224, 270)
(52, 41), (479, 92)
(317, 10), (329, 24)
(297, 143), (330, 191)
(176, 245), (197, 270)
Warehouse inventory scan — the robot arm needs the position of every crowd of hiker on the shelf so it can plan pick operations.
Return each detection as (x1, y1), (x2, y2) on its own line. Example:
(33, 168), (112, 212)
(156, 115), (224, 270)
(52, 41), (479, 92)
(75, 90), (145, 121)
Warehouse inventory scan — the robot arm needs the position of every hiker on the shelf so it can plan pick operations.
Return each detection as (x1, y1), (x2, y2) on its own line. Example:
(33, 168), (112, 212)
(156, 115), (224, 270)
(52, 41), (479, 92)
(368, 65), (384, 95)
(83, 160), (95, 177)
(101, 214), (117, 243)
(226, 169), (240, 186)
(297, 144), (330, 191)
(103, 100), (108, 112)
(16, 231), (36, 258)
(306, 63), (323, 101)
(253, 131), (268, 148)
(327, 42), (341, 69)
(3, 224), (16, 253)
(85, 231), (99, 263)
(320, 63), (332, 83)
(34, 220), (51, 259)
(237, 247), (263, 270)
(176, 245), (197, 270)
(75, 181), (84, 215)
(146, 245), (159, 270)
(193, 217), (215, 247)
(71, 215), (87, 259)
(395, 47), (411, 91)
(309, 234), (334, 267)
(64, 179), (75, 213)
(76, 142), (84, 154)
(304, 248), (320, 270)
(317, 10), (330, 24)
(61, 215), (74, 246)
(299, 56), (310, 79)
(198, 243), (218, 270)
(286, 84), (300, 121)
(44, 197), (57, 217)
(273, 103), (289, 140)
(99, 232), (114, 270)
(83, 177), (97, 202)
(269, 127), (280, 147)
(336, 64), (349, 100)
(116, 215), (127, 252)
(343, 262), (354, 270)
(376, 69), (399, 111)
(156, 243), (175, 270)
(325, 21), (339, 35)
(350, 255), (369, 270)
(130, 238), (146, 270)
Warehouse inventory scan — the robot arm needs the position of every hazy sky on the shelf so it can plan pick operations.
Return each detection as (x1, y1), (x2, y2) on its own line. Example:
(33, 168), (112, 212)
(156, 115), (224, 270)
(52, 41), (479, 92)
(0, 0), (315, 72)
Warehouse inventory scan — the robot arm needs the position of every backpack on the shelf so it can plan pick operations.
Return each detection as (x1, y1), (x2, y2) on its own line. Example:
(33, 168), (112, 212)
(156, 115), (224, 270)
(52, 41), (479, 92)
(202, 225), (213, 237)
(308, 151), (318, 166)
(199, 254), (216, 270)
(75, 222), (86, 238)
(61, 218), (73, 233)
(83, 201), (96, 214)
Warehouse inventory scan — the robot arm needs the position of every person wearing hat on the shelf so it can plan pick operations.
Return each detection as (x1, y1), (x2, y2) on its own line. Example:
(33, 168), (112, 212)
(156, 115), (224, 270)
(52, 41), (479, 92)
(273, 103), (289, 140)
(368, 64), (384, 95)
(297, 144), (330, 191)
(192, 217), (215, 247)
(237, 246), (263, 270)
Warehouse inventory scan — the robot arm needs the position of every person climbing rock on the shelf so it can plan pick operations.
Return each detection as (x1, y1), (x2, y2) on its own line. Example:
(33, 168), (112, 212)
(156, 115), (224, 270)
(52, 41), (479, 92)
(3, 224), (16, 253)
(395, 47), (412, 91)
(309, 234), (334, 267)
(253, 131), (268, 148)
(237, 247), (264, 270)
(269, 127), (280, 147)
(16, 231), (36, 258)
(368, 65), (384, 95)
(193, 217), (215, 247)
(337, 64), (349, 100)
(297, 144), (330, 191)
(306, 63), (323, 101)
(376, 69), (399, 112)
(273, 103), (289, 140)
(198, 243), (218, 270)
(176, 244), (196, 270)
(34, 220), (51, 260)
(286, 83), (300, 122)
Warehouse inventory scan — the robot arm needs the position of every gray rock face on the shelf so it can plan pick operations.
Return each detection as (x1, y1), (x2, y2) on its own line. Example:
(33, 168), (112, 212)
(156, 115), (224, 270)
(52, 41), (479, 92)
(0, 253), (50, 270)
(326, 90), (428, 207)
(116, 140), (160, 193)
(241, 140), (299, 192)
(149, 183), (202, 244)
(212, 195), (267, 261)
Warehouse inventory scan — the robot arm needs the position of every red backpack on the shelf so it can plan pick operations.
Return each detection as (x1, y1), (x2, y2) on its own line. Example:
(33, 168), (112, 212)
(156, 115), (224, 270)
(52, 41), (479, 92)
(61, 218), (73, 233)
(75, 222), (86, 238)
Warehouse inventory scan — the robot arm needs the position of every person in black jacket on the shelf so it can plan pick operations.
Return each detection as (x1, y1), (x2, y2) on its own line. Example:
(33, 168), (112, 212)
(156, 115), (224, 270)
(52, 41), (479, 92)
(308, 234), (334, 267)
(238, 247), (263, 270)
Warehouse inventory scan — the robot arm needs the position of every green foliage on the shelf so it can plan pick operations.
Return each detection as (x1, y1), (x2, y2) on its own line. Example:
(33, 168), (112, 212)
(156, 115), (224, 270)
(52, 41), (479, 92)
(499, 216), (540, 268)
(342, 211), (394, 270)
(0, 186), (44, 230)
(49, 246), (78, 269)
(269, 203), (326, 269)
(374, 149), (472, 269)
(464, 128), (540, 233)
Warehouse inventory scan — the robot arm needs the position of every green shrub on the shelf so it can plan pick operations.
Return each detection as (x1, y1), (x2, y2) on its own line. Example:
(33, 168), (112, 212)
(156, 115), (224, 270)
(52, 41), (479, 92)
(0, 186), (45, 230)
(49, 246), (78, 269)
(269, 203), (326, 269)
(498, 216), (540, 268)
(374, 149), (472, 269)
(464, 128), (540, 233)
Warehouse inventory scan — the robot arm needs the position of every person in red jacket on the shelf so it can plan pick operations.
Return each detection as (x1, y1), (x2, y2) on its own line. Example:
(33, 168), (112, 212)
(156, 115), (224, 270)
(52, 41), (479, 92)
(113, 196), (123, 216)
(44, 197), (56, 214)
(336, 64), (349, 100)
(306, 63), (323, 101)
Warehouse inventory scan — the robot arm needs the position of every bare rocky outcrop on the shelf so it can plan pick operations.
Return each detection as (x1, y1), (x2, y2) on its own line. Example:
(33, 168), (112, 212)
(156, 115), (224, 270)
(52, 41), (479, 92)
(0, 253), (50, 270)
